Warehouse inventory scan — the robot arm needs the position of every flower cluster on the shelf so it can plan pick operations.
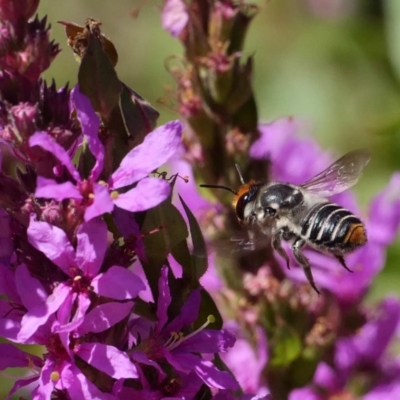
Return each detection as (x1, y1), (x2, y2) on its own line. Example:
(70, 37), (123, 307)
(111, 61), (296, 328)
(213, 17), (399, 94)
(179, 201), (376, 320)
(1, 0), (400, 399)
(0, 4), (241, 399)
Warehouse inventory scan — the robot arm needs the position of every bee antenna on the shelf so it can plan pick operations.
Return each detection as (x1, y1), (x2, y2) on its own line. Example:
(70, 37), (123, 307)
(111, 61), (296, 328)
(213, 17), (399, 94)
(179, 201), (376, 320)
(199, 184), (238, 195)
(235, 164), (245, 184)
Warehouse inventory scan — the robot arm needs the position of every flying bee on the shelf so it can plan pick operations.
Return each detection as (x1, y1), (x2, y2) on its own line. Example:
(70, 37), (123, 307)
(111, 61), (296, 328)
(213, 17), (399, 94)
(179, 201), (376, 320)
(200, 150), (370, 294)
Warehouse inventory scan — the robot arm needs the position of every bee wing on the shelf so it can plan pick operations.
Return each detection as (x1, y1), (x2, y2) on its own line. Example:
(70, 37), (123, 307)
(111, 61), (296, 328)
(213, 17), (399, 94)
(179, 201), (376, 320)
(300, 149), (370, 197)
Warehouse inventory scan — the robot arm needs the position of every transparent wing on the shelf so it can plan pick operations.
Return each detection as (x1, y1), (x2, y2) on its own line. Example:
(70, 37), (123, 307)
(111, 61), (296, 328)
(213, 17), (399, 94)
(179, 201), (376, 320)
(301, 149), (370, 197)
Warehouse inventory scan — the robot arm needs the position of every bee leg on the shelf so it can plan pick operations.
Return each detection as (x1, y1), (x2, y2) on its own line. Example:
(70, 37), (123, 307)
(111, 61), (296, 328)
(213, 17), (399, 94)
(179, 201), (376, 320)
(335, 255), (353, 273)
(272, 229), (291, 269)
(292, 238), (320, 295)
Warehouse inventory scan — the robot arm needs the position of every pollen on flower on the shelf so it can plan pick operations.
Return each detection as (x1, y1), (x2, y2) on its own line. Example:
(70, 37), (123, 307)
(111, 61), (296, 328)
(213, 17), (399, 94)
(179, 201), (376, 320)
(207, 315), (215, 324)
(110, 190), (119, 200)
(50, 371), (60, 382)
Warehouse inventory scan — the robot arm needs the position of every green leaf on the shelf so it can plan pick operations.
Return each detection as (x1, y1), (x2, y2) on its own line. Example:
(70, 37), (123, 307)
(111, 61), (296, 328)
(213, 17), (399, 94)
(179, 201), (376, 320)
(269, 324), (302, 367)
(104, 84), (160, 173)
(179, 195), (208, 280)
(78, 30), (122, 121)
(141, 200), (188, 300)
(122, 84), (160, 139)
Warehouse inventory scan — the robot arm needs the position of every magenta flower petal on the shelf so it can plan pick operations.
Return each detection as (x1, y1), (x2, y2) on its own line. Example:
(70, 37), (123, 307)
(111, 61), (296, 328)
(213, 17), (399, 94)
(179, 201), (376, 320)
(35, 358), (55, 400)
(8, 376), (40, 399)
(62, 363), (118, 400)
(18, 283), (71, 342)
(130, 350), (167, 380)
(175, 329), (236, 354)
(84, 183), (114, 221)
(77, 302), (133, 335)
(91, 266), (145, 300)
(113, 177), (171, 212)
(162, 0), (189, 37)
(35, 177), (82, 201)
(157, 266), (171, 330)
(78, 342), (139, 379)
(29, 131), (81, 182)
(169, 353), (239, 390)
(289, 388), (320, 400)
(54, 293), (91, 333)
(70, 86), (103, 181)
(164, 289), (201, 334)
(15, 263), (47, 310)
(27, 216), (76, 276)
(363, 381), (400, 400)
(56, 290), (75, 326)
(75, 219), (107, 277)
(110, 120), (182, 189)
(335, 296), (400, 371)
(222, 326), (268, 394)
(0, 317), (20, 342)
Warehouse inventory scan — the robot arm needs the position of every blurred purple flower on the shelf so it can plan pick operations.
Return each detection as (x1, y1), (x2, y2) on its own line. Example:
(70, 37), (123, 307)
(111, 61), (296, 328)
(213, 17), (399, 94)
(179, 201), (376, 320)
(221, 325), (269, 396)
(130, 266), (239, 391)
(335, 296), (400, 373)
(290, 296), (400, 399)
(30, 87), (183, 221)
(17, 216), (145, 342)
(162, 0), (189, 38)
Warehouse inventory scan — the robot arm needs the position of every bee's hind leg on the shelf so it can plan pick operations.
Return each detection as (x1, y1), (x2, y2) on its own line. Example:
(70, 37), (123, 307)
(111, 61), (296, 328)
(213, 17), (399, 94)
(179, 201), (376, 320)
(292, 238), (320, 294)
(272, 228), (291, 269)
(334, 254), (353, 273)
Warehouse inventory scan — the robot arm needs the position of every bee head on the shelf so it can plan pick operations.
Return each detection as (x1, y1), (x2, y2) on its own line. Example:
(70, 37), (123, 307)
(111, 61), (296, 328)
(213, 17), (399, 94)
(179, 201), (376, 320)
(233, 182), (262, 221)
(200, 163), (262, 222)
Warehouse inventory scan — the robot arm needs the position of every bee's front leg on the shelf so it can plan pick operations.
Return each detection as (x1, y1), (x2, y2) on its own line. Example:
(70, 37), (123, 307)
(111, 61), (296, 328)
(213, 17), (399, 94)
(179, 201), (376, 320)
(272, 228), (291, 269)
(291, 238), (320, 294)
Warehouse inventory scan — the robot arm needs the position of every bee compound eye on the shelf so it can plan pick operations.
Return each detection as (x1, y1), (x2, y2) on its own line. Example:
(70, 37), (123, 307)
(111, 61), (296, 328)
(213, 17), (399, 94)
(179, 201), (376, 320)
(236, 193), (249, 221)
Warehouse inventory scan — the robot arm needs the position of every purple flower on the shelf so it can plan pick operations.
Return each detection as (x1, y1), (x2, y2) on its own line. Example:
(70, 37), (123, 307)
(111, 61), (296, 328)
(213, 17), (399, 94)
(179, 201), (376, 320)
(290, 297), (400, 399)
(17, 216), (145, 342)
(0, 341), (124, 399)
(335, 296), (400, 373)
(162, 0), (189, 38)
(129, 266), (239, 391)
(221, 324), (269, 396)
(30, 87), (183, 221)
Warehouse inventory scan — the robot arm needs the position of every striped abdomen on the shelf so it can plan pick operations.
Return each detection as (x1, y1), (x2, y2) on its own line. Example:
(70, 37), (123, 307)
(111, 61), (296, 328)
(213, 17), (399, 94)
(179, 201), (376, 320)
(300, 203), (367, 252)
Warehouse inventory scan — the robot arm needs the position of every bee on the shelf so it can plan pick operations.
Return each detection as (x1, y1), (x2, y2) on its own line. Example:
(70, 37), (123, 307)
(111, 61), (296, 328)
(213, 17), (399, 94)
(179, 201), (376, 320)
(200, 150), (370, 294)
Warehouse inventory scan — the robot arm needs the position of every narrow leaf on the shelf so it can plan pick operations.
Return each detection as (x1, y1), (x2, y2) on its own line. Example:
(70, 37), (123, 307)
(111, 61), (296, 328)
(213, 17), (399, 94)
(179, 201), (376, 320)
(179, 195), (208, 280)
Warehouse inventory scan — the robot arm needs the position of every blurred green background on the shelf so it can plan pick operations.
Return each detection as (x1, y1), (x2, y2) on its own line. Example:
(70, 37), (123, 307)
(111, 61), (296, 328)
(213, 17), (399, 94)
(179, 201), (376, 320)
(3, 0), (400, 396)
